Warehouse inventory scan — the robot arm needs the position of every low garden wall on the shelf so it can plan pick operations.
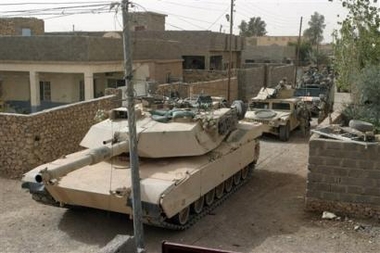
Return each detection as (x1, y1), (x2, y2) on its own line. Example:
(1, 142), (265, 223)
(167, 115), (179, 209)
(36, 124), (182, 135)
(306, 112), (380, 219)
(0, 89), (121, 178)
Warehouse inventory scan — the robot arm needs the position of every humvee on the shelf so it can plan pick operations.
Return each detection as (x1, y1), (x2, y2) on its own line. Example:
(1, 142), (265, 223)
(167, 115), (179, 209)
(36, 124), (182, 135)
(244, 87), (310, 141)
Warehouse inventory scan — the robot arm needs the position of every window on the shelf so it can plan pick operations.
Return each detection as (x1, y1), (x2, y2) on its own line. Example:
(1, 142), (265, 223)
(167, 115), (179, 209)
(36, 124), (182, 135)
(21, 28), (32, 36)
(39, 81), (51, 101)
(272, 102), (290, 110)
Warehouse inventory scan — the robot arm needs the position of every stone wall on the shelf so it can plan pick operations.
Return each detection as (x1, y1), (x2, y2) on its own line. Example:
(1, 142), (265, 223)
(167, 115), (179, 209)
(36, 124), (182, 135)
(0, 90), (121, 178)
(190, 78), (238, 101)
(237, 66), (265, 102)
(306, 113), (380, 219)
(183, 69), (230, 83)
(157, 78), (238, 101)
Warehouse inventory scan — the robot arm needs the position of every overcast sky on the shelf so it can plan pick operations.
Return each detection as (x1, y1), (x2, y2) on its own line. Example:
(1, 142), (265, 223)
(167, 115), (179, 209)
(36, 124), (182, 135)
(1, 0), (370, 43)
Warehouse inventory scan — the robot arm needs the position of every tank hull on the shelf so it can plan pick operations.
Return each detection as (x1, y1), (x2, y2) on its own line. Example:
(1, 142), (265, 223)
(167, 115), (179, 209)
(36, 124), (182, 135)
(22, 122), (262, 228)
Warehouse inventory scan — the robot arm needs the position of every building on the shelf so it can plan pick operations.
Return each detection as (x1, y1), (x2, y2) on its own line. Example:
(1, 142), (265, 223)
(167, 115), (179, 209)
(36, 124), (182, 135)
(0, 35), (183, 113)
(129, 12), (166, 31)
(248, 36), (302, 47)
(0, 17), (44, 36)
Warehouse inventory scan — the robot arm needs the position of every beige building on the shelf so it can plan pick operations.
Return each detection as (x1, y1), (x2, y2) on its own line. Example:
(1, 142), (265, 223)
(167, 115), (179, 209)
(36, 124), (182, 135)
(0, 35), (183, 113)
(129, 12), (167, 31)
(0, 17), (44, 36)
(247, 36), (302, 47)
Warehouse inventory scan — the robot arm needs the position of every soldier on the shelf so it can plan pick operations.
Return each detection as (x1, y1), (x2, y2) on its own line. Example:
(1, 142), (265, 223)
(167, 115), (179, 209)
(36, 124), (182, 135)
(297, 103), (311, 136)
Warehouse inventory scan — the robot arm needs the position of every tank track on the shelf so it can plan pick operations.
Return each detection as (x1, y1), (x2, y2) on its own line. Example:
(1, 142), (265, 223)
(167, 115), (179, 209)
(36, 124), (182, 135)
(150, 164), (255, 230)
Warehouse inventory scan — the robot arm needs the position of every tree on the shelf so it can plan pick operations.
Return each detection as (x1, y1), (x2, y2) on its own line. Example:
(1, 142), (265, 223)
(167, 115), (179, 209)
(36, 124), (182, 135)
(303, 12), (326, 45)
(288, 41), (312, 66)
(330, 0), (380, 92)
(238, 17), (267, 37)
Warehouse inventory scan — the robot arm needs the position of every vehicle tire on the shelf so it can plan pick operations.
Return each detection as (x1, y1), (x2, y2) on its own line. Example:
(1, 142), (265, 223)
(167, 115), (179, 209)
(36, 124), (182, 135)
(349, 119), (374, 132)
(231, 100), (247, 120)
(205, 189), (215, 206)
(191, 196), (204, 214)
(279, 123), (290, 142)
(173, 206), (190, 225)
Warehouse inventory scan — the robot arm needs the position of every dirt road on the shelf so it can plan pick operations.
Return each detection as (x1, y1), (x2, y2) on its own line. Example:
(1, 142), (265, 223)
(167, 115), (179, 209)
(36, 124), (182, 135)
(1, 127), (379, 253)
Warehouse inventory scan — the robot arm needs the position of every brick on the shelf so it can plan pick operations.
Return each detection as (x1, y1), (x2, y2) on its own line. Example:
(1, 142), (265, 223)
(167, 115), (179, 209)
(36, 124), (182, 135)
(322, 175), (342, 184)
(324, 157), (342, 166)
(347, 186), (364, 195)
(370, 197), (380, 205)
(348, 169), (368, 178)
(364, 188), (380, 197)
(307, 172), (324, 182)
(358, 160), (375, 170)
(340, 142), (359, 151)
(339, 193), (356, 203)
(322, 192), (340, 201)
(341, 177), (375, 187)
(309, 156), (323, 166)
(355, 195), (373, 204)
(305, 190), (322, 198)
(368, 171), (380, 179)
(330, 184), (347, 193)
(325, 140), (344, 150)
(341, 159), (359, 168)
(309, 140), (326, 149)
(333, 167), (348, 177)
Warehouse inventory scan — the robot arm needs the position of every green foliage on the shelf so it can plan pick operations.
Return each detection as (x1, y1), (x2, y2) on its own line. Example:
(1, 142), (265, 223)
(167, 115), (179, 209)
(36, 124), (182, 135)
(238, 17), (267, 37)
(288, 41), (313, 65)
(303, 12), (326, 45)
(330, 0), (380, 92)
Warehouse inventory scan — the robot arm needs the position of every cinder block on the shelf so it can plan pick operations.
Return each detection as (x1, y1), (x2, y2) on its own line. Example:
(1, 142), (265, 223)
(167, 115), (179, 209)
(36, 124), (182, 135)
(322, 175), (342, 184)
(364, 188), (380, 197)
(339, 193), (356, 203)
(325, 140), (344, 150)
(322, 192), (340, 201)
(309, 156), (324, 166)
(347, 186), (364, 195)
(348, 169), (368, 178)
(325, 157), (342, 167)
(358, 160), (376, 170)
(307, 172), (324, 182)
(341, 177), (375, 187)
(341, 159), (359, 168)
(330, 184), (347, 193)
(305, 190), (322, 198)
(340, 142), (359, 151)
(309, 139), (326, 149)
(333, 167), (348, 177)
(370, 197), (380, 205)
(368, 171), (380, 179)
(355, 195), (372, 204)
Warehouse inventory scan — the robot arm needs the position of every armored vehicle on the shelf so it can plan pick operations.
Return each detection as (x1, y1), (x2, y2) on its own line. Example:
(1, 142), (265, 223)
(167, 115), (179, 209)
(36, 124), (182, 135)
(22, 98), (263, 229)
(244, 87), (310, 141)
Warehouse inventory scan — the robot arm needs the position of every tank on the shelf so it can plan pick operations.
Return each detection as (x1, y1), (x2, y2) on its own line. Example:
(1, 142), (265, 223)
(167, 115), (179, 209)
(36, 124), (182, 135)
(22, 97), (263, 229)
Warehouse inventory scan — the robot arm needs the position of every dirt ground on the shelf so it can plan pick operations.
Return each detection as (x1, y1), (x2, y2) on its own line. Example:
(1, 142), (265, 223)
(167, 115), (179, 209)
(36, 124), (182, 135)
(1, 120), (380, 253)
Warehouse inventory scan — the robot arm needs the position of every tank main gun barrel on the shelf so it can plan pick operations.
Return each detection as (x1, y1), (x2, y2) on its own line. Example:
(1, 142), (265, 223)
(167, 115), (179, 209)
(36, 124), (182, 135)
(35, 141), (128, 183)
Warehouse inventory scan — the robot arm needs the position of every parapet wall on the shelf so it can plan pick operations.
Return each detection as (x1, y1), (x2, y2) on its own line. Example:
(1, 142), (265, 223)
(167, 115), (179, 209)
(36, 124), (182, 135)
(306, 113), (380, 219)
(0, 90), (121, 178)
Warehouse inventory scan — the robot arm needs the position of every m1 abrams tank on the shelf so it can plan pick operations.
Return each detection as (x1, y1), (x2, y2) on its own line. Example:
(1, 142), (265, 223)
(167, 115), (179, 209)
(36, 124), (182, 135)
(22, 96), (263, 229)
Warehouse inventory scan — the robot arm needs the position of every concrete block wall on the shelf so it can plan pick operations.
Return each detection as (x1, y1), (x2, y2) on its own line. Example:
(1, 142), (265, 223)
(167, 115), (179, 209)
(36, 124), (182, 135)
(183, 70), (229, 83)
(190, 78), (238, 101)
(306, 114), (380, 219)
(0, 90), (121, 178)
(237, 66), (265, 102)
(267, 65), (295, 87)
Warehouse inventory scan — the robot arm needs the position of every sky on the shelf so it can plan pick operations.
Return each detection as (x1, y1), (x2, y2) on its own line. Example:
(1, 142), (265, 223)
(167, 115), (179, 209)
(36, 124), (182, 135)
(0, 0), (366, 43)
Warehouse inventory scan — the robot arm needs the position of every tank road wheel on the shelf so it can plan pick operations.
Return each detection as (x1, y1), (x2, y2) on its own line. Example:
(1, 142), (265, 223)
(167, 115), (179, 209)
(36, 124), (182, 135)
(241, 166), (249, 180)
(224, 177), (233, 193)
(205, 189), (215, 206)
(191, 196), (204, 214)
(279, 123), (290, 142)
(173, 206), (190, 225)
(215, 183), (224, 199)
(233, 170), (242, 185)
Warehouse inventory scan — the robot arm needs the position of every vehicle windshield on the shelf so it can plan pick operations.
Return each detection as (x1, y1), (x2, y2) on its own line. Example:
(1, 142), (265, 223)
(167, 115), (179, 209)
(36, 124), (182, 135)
(272, 102), (291, 111)
(251, 102), (270, 109)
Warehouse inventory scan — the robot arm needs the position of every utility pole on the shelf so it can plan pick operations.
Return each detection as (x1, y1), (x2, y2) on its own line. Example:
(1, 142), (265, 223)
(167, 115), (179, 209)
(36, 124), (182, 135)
(121, 0), (145, 252)
(294, 16), (303, 88)
(227, 0), (235, 102)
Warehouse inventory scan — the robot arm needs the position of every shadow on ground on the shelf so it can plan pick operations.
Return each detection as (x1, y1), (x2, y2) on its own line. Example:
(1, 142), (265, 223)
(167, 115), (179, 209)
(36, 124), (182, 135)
(57, 169), (313, 252)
